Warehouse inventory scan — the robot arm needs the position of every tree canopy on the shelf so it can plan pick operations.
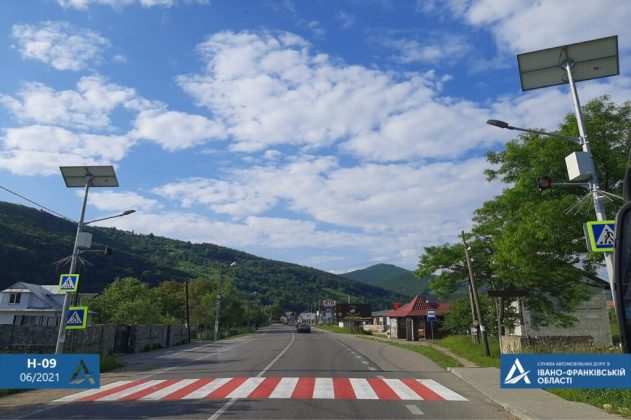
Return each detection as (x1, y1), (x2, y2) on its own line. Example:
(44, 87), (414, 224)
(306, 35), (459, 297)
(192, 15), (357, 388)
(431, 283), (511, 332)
(417, 96), (631, 329)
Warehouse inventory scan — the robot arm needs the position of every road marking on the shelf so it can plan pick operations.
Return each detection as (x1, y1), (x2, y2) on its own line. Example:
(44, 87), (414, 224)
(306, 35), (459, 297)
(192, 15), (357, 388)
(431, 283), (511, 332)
(269, 377), (299, 398)
(368, 367), (377, 371)
(349, 378), (378, 399)
(361, 360), (369, 365)
(417, 379), (468, 401)
(208, 330), (296, 420)
(382, 378), (423, 400)
(406, 405), (424, 415)
(313, 377), (335, 399)
(54, 377), (467, 402)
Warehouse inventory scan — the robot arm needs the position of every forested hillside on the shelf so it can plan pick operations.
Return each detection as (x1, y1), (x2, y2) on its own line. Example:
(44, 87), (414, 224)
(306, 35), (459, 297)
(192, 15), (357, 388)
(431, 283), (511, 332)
(343, 263), (436, 299)
(0, 201), (405, 311)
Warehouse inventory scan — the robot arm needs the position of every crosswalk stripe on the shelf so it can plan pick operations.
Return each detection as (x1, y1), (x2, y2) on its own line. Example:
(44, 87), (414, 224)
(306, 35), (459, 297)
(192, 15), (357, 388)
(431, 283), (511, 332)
(207, 377), (247, 399)
(98, 380), (165, 401)
(291, 377), (315, 399)
(182, 378), (229, 399)
(79, 380), (145, 402)
(417, 379), (468, 401)
(349, 378), (378, 399)
(366, 378), (399, 400)
(383, 378), (423, 400)
(141, 379), (199, 400)
(269, 377), (298, 398)
(162, 378), (214, 400)
(333, 378), (355, 399)
(54, 381), (132, 402)
(313, 377), (334, 399)
(249, 377), (282, 399)
(54, 377), (468, 402)
(226, 377), (265, 399)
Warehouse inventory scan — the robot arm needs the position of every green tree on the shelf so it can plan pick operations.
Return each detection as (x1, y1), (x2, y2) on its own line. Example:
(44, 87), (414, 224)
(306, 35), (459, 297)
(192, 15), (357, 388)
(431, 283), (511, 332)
(151, 280), (185, 324)
(90, 277), (162, 324)
(417, 96), (631, 330)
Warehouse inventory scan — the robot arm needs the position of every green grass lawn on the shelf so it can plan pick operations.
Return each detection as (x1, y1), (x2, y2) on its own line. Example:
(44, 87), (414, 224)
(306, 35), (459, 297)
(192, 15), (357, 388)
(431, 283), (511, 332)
(436, 336), (501, 368)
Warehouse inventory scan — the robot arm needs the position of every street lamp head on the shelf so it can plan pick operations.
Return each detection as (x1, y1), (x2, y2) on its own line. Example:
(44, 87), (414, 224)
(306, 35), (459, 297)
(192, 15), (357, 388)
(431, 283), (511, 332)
(230, 261), (237, 267)
(122, 209), (136, 216)
(486, 119), (511, 129)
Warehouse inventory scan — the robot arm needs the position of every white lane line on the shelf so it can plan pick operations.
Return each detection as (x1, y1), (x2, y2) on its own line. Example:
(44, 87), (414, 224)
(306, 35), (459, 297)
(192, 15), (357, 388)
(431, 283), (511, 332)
(313, 377), (335, 399)
(97, 380), (165, 401)
(355, 355), (362, 359)
(183, 378), (232, 400)
(227, 377), (265, 399)
(417, 379), (468, 401)
(368, 367), (377, 371)
(141, 379), (198, 400)
(361, 361), (369, 365)
(208, 327), (295, 420)
(383, 379), (422, 400)
(269, 377), (299, 398)
(349, 378), (378, 400)
(406, 405), (424, 415)
(53, 381), (131, 402)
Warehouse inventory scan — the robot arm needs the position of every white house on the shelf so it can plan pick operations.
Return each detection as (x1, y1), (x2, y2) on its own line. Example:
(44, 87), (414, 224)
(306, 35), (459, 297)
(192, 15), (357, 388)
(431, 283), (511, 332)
(0, 282), (65, 326)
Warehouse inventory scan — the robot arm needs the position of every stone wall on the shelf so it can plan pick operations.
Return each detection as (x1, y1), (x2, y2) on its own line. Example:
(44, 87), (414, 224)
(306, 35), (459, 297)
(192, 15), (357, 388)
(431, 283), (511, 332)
(0, 323), (187, 355)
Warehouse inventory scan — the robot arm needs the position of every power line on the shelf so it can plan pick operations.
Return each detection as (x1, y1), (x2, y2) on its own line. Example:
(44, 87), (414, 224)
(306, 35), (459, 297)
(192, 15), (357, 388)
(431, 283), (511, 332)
(0, 184), (76, 223)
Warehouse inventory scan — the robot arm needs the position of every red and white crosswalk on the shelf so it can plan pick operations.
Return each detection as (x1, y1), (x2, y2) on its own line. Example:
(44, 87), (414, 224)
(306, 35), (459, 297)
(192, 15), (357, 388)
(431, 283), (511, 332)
(54, 377), (468, 402)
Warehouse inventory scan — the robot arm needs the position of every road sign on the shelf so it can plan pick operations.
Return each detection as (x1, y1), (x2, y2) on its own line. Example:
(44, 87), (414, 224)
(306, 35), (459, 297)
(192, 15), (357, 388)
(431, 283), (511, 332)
(66, 306), (88, 330)
(322, 299), (336, 308)
(427, 310), (437, 322)
(58, 274), (80, 293)
(586, 221), (616, 252)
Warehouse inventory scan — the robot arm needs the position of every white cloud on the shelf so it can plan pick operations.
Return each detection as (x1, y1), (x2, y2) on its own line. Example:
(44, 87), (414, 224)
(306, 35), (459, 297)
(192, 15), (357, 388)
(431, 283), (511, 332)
(0, 76), (150, 130)
(436, 0), (631, 53)
(335, 11), (356, 29)
(11, 21), (110, 71)
(131, 110), (227, 151)
(177, 30), (504, 160)
(56, 0), (209, 10)
(0, 125), (133, 176)
(377, 33), (471, 65)
(152, 155), (502, 237)
(86, 191), (162, 213)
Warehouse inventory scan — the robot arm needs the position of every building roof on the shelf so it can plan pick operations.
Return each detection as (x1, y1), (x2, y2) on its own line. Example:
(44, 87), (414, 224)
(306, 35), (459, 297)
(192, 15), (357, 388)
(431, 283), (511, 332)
(3, 282), (63, 310)
(385, 295), (449, 318)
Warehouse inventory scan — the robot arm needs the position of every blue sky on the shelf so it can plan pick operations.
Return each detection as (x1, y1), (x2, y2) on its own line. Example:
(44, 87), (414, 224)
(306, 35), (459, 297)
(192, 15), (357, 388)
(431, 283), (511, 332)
(1, 0), (630, 274)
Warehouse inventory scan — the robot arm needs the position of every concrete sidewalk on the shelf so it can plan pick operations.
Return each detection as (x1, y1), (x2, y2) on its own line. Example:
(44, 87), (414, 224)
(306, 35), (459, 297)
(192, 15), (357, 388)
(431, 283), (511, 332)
(367, 334), (622, 419)
(450, 367), (621, 420)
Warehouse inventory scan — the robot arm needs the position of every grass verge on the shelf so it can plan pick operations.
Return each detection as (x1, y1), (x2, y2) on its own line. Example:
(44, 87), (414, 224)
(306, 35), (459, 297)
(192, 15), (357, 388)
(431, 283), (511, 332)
(548, 389), (631, 418)
(436, 336), (500, 368)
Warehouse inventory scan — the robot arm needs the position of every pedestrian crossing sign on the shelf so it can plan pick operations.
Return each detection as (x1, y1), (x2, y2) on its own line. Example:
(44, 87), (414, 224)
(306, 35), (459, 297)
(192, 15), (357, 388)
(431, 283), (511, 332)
(585, 220), (616, 252)
(59, 274), (79, 293)
(66, 306), (88, 329)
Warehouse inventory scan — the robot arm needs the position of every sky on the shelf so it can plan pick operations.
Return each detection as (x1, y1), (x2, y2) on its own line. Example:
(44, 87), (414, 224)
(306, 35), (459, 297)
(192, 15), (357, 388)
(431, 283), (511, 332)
(1, 0), (631, 274)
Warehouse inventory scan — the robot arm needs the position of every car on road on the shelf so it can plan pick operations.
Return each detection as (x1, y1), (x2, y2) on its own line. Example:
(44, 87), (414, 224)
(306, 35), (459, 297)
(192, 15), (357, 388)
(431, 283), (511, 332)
(296, 323), (311, 333)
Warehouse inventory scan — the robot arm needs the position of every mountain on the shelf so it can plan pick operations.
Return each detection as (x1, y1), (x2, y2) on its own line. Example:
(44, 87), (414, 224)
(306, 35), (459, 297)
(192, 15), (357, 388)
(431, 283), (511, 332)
(342, 263), (435, 300)
(0, 201), (407, 312)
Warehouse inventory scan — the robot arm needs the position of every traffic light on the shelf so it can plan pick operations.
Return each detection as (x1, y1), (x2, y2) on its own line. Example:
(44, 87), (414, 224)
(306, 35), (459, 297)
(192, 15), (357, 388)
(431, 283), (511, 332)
(104, 246), (112, 256)
(537, 176), (552, 191)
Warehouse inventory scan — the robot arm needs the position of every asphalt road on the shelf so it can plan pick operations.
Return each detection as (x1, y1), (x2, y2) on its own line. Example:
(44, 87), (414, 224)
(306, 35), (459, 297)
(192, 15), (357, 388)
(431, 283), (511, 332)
(1, 325), (515, 419)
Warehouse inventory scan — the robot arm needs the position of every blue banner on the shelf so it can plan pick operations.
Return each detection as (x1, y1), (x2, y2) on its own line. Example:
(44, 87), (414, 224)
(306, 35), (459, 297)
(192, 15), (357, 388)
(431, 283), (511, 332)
(0, 354), (100, 389)
(501, 354), (631, 388)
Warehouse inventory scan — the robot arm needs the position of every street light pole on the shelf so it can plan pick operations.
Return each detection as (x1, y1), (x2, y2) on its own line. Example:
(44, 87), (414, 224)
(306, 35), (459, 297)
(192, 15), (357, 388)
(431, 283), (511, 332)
(55, 178), (90, 354)
(214, 261), (236, 342)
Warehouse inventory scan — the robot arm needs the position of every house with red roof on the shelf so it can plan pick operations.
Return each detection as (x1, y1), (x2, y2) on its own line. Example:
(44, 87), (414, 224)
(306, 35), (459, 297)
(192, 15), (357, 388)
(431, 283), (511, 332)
(385, 295), (450, 340)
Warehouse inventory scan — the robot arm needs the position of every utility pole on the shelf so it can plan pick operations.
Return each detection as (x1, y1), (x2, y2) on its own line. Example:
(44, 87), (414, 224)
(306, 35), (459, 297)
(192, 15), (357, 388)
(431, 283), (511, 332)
(185, 279), (190, 343)
(214, 266), (224, 342)
(461, 231), (490, 357)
